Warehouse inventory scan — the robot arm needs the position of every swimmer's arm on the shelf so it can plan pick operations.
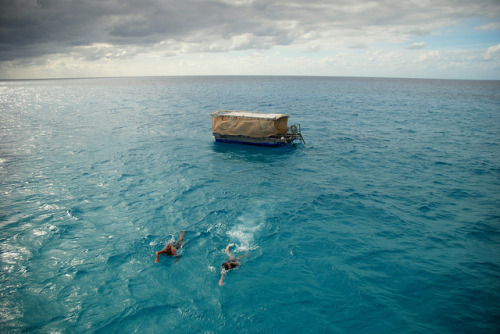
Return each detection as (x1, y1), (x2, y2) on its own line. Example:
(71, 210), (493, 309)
(218, 272), (225, 286)
(236, 254), (249, 261)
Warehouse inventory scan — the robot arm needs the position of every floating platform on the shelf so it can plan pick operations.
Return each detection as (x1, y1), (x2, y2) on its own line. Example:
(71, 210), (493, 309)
(211, 110), (304, 147)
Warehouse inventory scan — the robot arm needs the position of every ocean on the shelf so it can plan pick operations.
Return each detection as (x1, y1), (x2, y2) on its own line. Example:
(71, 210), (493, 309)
(0, 76), (499, 333)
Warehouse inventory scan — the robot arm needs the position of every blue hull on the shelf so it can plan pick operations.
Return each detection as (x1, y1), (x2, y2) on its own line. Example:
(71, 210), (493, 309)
(215, 138), (287, 147)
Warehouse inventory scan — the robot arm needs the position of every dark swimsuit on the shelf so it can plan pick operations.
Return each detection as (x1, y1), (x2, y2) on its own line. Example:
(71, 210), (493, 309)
(165, 242), (181, 256)
(222, 259), (239, 271)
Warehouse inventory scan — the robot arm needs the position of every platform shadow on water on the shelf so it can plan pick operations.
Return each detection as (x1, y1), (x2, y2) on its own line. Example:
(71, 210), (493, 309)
(210, 141), (300, 163)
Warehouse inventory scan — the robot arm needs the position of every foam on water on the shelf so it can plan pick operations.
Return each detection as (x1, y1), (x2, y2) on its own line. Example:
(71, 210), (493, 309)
(227, 204), (267, 251)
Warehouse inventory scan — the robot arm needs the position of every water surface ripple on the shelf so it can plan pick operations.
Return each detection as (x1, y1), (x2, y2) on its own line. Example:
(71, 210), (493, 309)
(1, 76), (499, 333)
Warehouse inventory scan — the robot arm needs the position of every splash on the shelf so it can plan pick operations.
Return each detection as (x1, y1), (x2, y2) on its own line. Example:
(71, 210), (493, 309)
(227, 210), (265, 252)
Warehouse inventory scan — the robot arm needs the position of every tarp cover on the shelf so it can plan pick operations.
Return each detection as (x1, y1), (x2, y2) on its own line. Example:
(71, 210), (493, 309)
(212, 111), (288, 137)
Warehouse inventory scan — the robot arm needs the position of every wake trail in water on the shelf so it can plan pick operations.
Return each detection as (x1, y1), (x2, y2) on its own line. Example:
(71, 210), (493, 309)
(227, 202), (267, 252)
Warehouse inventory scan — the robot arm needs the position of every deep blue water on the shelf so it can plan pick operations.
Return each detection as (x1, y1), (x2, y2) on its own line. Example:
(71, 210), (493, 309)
(1, 76), (499, 333)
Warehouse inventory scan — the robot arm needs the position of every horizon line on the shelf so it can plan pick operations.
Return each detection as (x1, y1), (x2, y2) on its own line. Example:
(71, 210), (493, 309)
(1, 74), (499, 82)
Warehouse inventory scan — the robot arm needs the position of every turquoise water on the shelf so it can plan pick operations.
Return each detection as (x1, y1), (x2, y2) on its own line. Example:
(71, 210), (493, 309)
(1, 76), (499, 333)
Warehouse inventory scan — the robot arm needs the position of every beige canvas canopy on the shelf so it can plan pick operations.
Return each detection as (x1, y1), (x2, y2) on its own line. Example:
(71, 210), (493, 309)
(211, 110), (289, 138)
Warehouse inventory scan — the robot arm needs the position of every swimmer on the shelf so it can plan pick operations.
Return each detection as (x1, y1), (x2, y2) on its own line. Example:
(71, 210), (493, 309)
(219, 244), (248, 286)
(155, 231), (185, 263)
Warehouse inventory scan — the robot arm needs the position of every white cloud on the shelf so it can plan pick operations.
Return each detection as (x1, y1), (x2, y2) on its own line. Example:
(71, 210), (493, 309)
(349, 43), (368, 49)
(366, 50), (404, 64)
(475, 22), (500, 30)
(303, 45), (321, 53)
(405, 42), (426, 50)
(484, 44), (500, 60)
(412, 48), (500, 76)
(414, 50), (442, 63)
(72, 43), (141, 61)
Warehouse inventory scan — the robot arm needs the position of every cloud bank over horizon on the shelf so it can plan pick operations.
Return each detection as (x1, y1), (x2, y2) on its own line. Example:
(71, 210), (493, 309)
(0, 0), (499, 79)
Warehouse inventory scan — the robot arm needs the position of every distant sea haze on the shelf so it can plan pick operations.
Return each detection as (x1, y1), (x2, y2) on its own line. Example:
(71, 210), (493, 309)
(0, 76), (499, 333)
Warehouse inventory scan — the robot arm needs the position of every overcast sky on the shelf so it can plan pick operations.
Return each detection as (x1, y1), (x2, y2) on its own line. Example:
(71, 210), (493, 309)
(0, 0), (499, 80)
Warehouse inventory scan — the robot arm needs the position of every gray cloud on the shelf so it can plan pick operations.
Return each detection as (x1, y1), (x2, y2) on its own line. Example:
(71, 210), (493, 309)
(0, 0), (499, 62)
